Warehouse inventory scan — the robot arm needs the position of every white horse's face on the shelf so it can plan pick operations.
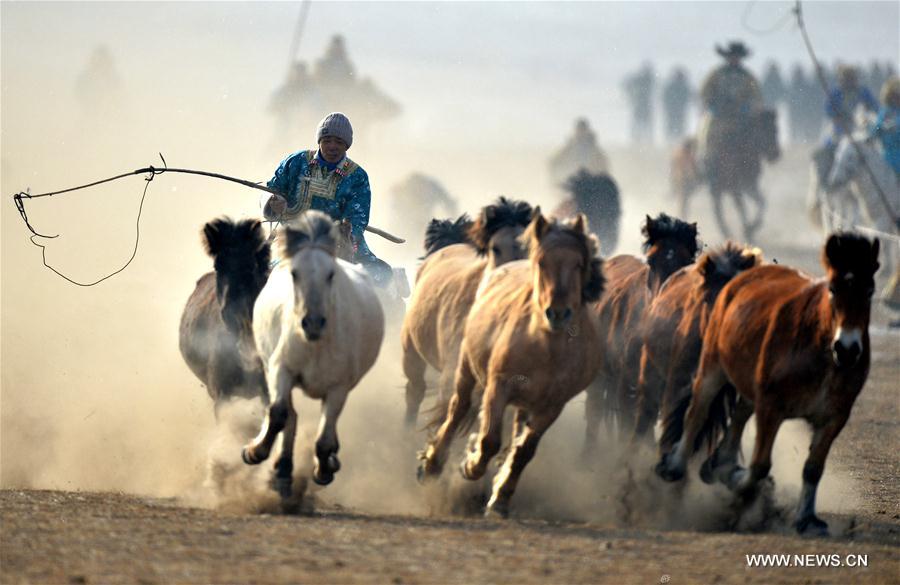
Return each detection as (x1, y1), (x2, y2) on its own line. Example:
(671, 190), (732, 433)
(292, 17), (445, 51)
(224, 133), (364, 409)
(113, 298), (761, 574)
(290, 248), (336, 341)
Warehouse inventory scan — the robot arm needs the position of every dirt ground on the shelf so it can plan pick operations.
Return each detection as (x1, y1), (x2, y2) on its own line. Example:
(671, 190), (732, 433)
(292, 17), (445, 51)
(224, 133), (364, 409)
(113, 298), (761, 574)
(2, 145), (899, 584)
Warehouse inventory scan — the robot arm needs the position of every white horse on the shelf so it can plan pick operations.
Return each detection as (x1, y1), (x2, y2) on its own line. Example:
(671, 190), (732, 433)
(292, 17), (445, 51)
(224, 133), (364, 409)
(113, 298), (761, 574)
(242, 211), (385, 497)
(826, 135), (900, 303)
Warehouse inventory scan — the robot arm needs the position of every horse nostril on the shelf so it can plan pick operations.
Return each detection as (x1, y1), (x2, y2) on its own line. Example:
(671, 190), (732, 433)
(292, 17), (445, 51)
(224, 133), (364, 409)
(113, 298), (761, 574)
(319, 316), (327, 329)
(301, 317), (310, 330)
(562, 308), (573, 321)
(545, 308), (555, 322)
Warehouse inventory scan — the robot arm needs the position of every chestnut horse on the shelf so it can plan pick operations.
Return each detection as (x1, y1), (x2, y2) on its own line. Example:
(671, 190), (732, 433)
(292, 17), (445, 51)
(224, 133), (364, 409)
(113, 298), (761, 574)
(179, 218), (271, 417)
(418, 212), (606, 517)
(242, 211), (385, 497)
(401, 197), (534, 426)
(657, 233), (879, 536)
(582, 213), (699, 455)
(631, 242), (763, 457)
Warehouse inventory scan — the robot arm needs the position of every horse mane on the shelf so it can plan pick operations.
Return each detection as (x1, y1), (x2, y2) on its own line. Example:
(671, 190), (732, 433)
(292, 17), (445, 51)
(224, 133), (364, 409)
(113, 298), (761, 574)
(563, 170), (621, 219)
(202, 217), (271, 270)
(641, 213), (699, 257)
(698, 241), (763, 295)
(522, 212), (606, 303)
(823, 231), (880, 276)
(281, 210), (338, 259)
(423, 214), (474, 257)
(468, 196), (534, 255)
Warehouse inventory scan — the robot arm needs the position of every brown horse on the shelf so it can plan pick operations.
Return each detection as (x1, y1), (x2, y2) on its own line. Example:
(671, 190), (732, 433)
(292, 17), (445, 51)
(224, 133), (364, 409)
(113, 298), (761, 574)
(418, 212), (606, 517)
(657, 233), (879, 536)
(401, 197), (534, 426)
(179, 218), (271, 417)
(679, 109), (780, 242)
(582, 213), (699, 455)
(632, 242), (762, 455)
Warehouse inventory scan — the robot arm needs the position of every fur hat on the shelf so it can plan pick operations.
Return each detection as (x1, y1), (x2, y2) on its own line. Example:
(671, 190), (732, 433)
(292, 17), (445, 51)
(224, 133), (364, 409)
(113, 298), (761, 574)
(882, 76), (900, 107)
(316, 112), (353, 148)
(716, 41), (751, 59)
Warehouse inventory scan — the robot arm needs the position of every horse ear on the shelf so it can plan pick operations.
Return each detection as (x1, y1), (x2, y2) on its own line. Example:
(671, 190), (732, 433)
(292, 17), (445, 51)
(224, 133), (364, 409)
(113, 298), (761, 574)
(483, 205), (497, 223)
(573, 213), (588, 234)
(824, 234), (842, 268)
(282, 227), (309, 258)
(202, 219), (229, 258)
(697, 253), (714, 279)
(530, 207), (549, 240)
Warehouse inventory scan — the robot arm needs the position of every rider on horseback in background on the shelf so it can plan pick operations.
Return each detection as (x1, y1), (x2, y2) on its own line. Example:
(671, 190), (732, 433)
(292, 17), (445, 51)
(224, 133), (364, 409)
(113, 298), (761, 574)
(263, 112), (394, 287)
(697, 41), (763, 165)
(871, 76), (900, 182)
(815, 65), (879, 181)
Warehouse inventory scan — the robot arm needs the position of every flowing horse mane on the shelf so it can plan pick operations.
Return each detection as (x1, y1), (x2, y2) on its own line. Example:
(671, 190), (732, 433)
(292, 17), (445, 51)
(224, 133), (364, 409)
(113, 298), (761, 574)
(423, 214), (474, 257)
(280, 211), (339, 259)
(521, 213), (606, 303)
(641, 212), (700, 257)
(698, 241), (764, 299)
(469, 196), (534, 255)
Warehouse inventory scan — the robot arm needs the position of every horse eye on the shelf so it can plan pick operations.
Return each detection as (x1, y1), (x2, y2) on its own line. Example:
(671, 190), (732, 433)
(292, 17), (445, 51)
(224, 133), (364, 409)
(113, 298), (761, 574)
(291, 269), (300, 281)
(492, 246), (502, 256)
(327, 271), (335, 283)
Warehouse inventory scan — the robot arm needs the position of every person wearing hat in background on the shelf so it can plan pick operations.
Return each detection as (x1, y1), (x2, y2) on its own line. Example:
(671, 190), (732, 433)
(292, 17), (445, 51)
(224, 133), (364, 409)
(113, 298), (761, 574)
(263, 112), (393, 286)
(871, 76), (900, 181)
(696, 41), (763, 162)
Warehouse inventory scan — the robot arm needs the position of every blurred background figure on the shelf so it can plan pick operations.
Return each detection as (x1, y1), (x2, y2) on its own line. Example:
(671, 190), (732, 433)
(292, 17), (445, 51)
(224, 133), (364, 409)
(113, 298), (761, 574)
(661, 67), (692, 143)
(623, 62), (656, 146)
(74, 45), (125, 117)
(548, 118), (611, 189)
(761, 61), (787, 109)
(387, 172), (458, 254)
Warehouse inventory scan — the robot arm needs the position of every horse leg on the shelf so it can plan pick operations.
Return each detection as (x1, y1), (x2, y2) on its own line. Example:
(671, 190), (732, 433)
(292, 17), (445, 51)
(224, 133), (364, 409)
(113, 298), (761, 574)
(655, 359), (727, 482)
(700, 393), (753, 485)
(485, 405), (563, 518)
(312, 388), (349, 486)
(794, 413), (850, 536)
(461, 379), (507, 481)
(418, 355), (476, 480)
(402, 343), (428, 428)
(630, 348), (662, 448)
(273, 393), (297, 497)
(242, 366), (293, 465)
(745, 184), (766, 240)
(710, 187), (734, 241)
(729, 189), (754, 243)
(729, 401), (784, 501)
(614, 341), (642, 444)
(581, 377), (605, 462)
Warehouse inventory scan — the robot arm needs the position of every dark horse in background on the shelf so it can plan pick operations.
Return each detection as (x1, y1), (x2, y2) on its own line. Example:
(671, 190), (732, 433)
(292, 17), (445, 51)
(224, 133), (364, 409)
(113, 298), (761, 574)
(553, 169), (621, 256)
(179, 218), (272, 417)
(673, 109), (780, 242)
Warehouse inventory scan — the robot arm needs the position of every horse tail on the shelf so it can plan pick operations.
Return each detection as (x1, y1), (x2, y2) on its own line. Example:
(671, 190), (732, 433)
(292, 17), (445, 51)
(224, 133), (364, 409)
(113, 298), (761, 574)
(423, 214), (474, 257)
(659, 382), (736, 456)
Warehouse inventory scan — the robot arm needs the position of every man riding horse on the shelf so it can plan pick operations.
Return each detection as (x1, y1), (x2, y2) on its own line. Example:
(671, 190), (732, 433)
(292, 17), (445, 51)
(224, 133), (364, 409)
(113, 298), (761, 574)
(697, 41), (763, 165)
(263, 112), (394, 287)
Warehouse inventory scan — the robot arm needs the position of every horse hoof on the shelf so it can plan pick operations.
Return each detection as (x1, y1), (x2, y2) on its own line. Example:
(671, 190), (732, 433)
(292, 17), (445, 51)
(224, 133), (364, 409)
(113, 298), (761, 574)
(459, 459), (482, 482)
(274, 477), (292, 499)
(484, 501), (509, 520)
(654, 454), (684, 482)
(242, 447), (260, 465)
(313, 469), (334, 486)
(795, 515), (829, 537)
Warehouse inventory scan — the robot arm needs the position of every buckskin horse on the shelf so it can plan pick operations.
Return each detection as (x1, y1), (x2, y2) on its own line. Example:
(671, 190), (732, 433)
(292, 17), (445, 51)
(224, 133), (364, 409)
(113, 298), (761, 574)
(179, 218), (271, 417)
(241, 211), (385, 498)
(656, 233), (879, 536)
(418, 211), (605, 518)
(581, 213), (699, 456)
(401, 197), (534, 427)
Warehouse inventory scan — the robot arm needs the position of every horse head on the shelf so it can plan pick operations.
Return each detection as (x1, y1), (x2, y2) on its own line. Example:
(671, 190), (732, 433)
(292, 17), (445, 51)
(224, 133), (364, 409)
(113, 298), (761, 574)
(756, 109), (781, 163)
(642, 213), (699, 292)
(202, 217), (271, 337)
(562, 170), (621, 254)
(697, 241), (763, 304)
(523, 210), (605, 332)
(823, 232), (880, 368)
(281, 211), (340, 342)
(469, 196), (534, 268)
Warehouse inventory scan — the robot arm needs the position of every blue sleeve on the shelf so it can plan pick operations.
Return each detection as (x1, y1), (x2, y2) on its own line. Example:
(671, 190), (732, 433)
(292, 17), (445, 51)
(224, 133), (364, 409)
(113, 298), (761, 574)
(825, 89), (842, 118)
(344, 168), (371, 242)
(266, 151), (304, 203)
(862, 88), (879, 112)
(871, 110), (887, 138)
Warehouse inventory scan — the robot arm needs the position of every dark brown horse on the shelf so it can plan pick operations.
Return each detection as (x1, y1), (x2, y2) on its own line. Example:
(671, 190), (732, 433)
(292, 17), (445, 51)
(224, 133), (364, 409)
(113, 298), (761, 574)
(418, 211), (606, 517)
(179, 218), (272, 416)
(582, 214), (699, 455)
(632, 242), (763, 456)
(678, 109), (780, 242)
(553, 170), (621, 255)
(657, 233), (879, 536)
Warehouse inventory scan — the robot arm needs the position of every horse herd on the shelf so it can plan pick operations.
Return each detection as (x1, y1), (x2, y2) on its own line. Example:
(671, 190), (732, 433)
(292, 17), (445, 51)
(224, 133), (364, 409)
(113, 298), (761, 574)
(179, 196), (881, 537)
